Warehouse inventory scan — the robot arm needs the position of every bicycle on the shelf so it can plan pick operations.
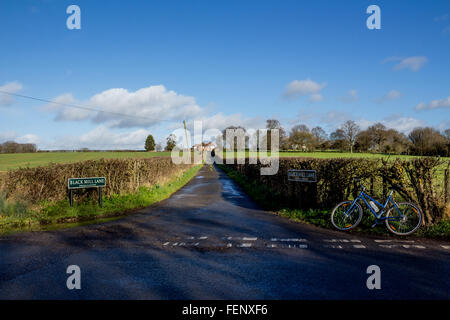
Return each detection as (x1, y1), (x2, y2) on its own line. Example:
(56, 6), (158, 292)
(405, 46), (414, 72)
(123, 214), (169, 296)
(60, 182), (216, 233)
(331, 179), (423, 235)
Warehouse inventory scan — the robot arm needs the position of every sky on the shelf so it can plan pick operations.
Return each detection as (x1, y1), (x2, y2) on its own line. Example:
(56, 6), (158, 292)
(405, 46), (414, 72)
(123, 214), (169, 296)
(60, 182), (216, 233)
(0, 0), (449, 150)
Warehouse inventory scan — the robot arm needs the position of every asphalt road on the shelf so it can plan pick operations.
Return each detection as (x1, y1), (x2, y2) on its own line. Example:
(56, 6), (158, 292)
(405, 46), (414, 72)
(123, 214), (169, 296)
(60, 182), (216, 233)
(0, 165), (448, 299)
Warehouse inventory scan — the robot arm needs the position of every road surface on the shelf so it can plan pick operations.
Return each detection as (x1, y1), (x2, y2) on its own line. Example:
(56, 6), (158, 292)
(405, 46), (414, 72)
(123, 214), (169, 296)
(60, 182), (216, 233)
(0, 165), (448, 299)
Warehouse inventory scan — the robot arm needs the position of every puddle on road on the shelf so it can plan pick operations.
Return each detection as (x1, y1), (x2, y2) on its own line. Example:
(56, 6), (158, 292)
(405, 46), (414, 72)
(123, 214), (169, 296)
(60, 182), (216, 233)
(221, 179), (244, 199)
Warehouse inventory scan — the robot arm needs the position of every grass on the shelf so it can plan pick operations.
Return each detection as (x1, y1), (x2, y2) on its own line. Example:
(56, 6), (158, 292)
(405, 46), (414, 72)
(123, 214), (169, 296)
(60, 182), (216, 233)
(218, 164), (450, 240)
(0, 164), (203, 235)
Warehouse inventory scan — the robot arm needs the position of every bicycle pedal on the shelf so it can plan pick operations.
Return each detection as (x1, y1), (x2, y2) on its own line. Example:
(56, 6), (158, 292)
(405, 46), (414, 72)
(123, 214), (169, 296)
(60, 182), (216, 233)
(371, 220), (382, 228)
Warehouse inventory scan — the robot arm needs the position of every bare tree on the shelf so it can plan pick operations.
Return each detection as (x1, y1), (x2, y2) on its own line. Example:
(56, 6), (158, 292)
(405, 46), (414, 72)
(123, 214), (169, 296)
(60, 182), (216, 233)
(266, 119), (287, 150)
(311, 126), (328, 150)
(341, 120), (360, 153)
(289, 124), (314, 151)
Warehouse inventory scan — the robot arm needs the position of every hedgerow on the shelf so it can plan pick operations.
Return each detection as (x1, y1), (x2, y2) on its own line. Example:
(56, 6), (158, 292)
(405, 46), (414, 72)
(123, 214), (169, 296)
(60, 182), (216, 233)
(0, 157), (194, 205)
(220, 157), (449, 226)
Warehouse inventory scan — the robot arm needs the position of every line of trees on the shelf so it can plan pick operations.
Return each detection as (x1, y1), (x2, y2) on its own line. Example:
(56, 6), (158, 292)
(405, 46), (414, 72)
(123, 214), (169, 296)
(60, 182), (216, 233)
(280, 120), (450, 156)
(220, 120), (450, 157)
(0, 141), (37, 154)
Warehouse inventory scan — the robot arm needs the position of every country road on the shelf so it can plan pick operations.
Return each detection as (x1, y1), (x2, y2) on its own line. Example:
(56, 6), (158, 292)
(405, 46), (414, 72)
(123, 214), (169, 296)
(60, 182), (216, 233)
(0, 165), (448, 299)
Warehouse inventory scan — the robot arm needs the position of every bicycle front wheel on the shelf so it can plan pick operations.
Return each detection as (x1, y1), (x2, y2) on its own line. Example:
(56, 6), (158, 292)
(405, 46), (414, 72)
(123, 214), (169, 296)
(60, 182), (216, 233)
(331, 201), (363, 231)
(385, 202), (423, 235)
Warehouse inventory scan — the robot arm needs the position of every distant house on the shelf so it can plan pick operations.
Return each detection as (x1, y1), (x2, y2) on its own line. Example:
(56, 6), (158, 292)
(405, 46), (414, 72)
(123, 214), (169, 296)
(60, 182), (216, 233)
(193, 142), (215, 152)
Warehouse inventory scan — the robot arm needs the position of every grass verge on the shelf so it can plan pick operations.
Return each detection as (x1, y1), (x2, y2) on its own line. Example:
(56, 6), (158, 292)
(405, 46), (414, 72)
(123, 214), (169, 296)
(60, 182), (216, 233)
(0, 164), (203, 235)
(218, 164), (449, 240)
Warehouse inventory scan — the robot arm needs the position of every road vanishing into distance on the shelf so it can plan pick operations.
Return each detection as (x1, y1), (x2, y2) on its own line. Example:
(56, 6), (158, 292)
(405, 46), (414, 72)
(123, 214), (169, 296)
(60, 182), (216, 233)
(0, 165), (449, 299)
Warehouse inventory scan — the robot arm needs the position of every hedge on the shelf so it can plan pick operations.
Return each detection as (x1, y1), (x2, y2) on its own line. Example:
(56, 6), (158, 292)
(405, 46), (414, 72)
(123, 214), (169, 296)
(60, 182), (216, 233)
(220, 157), (449, 226)
(0, 157), (194, 205)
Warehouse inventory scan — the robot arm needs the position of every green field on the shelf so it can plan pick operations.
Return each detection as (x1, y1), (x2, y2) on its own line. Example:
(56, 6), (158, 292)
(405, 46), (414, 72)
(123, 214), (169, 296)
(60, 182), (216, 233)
(0, 151), (448, 171)
(0, 151), (171, 171)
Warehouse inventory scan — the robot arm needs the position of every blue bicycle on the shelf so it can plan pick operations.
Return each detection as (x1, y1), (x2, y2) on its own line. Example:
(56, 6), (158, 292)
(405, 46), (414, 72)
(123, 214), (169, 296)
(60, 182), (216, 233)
(331, 180), (423, 235)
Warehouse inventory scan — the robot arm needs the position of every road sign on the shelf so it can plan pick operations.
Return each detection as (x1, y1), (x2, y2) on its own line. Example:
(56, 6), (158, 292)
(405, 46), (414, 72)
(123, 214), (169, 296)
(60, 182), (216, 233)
(68, 177), (106, 207)
(288, 170), (317, 183)
(68, 177), (106, 189)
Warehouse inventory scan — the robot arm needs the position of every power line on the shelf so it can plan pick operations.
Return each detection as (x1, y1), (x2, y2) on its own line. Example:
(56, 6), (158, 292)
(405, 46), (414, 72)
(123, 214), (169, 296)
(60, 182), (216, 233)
(0, 90), (175, 123)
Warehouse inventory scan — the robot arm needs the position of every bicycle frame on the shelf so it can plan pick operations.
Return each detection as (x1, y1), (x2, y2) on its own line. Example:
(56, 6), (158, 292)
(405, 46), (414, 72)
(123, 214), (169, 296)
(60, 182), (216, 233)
(345, 189), (403, 221)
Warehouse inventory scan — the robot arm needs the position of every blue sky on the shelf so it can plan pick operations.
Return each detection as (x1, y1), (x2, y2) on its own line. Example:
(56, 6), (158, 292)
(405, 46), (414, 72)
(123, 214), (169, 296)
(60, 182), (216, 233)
(0, 0), (449, 150)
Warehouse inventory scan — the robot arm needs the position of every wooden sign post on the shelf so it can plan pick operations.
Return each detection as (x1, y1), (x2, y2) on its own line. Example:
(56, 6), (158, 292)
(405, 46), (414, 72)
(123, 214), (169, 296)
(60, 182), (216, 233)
(287, 169), (318, 208)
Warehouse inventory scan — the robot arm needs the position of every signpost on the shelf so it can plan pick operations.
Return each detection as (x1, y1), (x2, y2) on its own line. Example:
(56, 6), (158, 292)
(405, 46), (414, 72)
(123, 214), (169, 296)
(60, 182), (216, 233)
(68, 177), (106, 207)
(287, 170), (317, 183)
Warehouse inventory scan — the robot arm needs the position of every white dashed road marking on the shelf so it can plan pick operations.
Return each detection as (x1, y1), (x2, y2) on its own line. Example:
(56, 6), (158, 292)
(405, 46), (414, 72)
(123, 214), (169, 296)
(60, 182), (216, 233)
(160, 235), (442, 250)
(224, 236), (258, 241)
(374, 239), (415, 243)
(379, 244), (426, 249)
(324, 239), (351, 243)
(324, 245), (344, 249)
(271, 238), (307, 242)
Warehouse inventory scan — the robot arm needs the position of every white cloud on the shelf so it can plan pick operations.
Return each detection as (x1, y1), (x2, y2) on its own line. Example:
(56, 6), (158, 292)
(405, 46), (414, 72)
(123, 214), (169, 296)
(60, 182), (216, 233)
(434, 14), (448, 22)
(16, 134), (41, 145)
(40, 126), (151, 150)
(185, 112), (264, 131)
(283, 79), (326, 102)
(320, 111), (352, 125)
(357, 115), (425, 133)
(384, 56), (428, 72)
(0, 131), (17, 143)
(414, 96), (450, 110)
(0, 82), (22, 106)
(376, 90), (402, 103)
(44, 85), (204, 128)
(340, 89), (359, 103)
(310, 110), (425, 134)
(309, 93), (323, 102)
(0, 132), (41, 145)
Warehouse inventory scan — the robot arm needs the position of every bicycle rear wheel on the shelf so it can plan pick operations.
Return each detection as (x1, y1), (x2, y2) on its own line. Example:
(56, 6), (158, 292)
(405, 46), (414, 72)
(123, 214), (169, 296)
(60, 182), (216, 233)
(385, 202), (423, 235)
(331, 201), (363, 231)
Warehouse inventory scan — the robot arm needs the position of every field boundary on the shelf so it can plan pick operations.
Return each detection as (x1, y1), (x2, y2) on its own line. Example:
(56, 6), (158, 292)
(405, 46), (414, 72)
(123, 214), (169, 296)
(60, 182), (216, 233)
(217, 164), (449, 240)
(0, 164), (203, 235)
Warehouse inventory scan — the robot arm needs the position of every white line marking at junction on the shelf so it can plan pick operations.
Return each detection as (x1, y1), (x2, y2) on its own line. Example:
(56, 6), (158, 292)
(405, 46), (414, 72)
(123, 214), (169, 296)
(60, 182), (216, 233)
(350, 239), (361, 243)
(375, 239), (415, 243)
(224, 236), (258, 241)
(198, 236), (208, 240)
(441, 245), (450, 249)
(353, 245), (366, 248)
(237, 243), (252, 248)
(227, 243), (233, 248)
(402, 245), (426, 249)
(271, 238), (307, 242)
(163, 242), (170, 246)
